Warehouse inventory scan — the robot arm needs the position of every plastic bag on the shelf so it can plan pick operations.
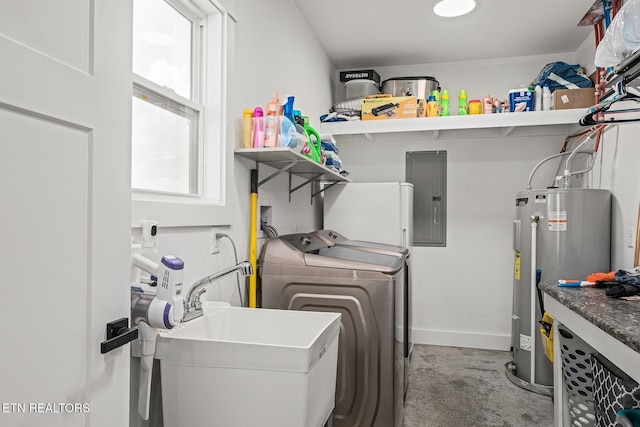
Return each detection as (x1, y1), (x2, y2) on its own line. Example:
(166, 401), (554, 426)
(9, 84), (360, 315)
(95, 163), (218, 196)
(595, 0), (640, 68)
(533, 62), (594, 93)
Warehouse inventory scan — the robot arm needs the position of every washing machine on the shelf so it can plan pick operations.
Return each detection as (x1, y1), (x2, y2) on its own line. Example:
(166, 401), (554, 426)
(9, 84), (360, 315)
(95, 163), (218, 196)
(315, 229), (412, 401)
(259, 232), (405, 427)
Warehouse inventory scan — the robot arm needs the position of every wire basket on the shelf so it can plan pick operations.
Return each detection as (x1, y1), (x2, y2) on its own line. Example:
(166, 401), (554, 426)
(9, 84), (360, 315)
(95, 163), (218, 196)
(558, 324), (596, 427)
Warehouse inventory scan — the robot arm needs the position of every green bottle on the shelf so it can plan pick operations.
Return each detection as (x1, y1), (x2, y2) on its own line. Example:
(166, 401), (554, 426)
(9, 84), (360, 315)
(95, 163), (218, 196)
(303, 116), (322, 163)
(441, 90), (450, 116)
(458, 89), (468, 115)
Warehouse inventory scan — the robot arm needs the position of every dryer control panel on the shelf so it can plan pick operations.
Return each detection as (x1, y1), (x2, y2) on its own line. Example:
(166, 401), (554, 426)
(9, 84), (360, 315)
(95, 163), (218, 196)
(281, 233), (333, 253)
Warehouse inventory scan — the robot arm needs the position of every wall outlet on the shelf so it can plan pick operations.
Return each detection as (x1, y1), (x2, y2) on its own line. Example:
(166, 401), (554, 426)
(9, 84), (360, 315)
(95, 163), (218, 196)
(211, 228), (220, 254)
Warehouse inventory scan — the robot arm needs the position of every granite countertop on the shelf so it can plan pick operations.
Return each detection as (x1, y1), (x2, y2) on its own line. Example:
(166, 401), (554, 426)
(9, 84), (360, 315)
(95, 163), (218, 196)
(540, 282), (640, 353)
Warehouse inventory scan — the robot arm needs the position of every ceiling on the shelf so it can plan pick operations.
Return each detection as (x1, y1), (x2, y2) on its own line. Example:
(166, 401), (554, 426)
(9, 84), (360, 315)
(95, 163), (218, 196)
(292, 0), (598, 70)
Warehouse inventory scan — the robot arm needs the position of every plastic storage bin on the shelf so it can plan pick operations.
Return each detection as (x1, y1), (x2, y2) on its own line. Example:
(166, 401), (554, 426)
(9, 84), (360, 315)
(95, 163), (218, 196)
(591, 352), (640, 427)
(558, 324), (596, 427)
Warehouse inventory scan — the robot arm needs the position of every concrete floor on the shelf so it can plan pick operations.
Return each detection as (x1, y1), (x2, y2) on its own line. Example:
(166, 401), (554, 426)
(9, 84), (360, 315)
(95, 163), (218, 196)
(403, 344), (554, 427)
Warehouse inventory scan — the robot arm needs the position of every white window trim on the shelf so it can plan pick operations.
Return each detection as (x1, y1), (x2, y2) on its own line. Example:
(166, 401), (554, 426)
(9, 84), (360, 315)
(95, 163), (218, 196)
(131, 0), (235, 227)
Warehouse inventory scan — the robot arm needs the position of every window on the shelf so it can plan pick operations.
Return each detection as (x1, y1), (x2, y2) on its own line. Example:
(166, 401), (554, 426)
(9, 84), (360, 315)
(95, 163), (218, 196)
(131, 0), (233, 226)
(132, 0), (202, 196)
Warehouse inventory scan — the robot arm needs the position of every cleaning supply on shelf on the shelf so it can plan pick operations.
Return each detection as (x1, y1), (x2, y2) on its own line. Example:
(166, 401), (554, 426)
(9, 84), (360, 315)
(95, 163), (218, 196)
(534, 85), (542, 111)
(468, 99), (482, 115)
(264, 92), (280, 147)
(283, 96), (295, 124)
(441, 90), (450, 116)
(431, 89), (441, 116)
(508, 88), (534, 112)
(302, 116), (322, 163)
(427, 95), (438, 117)
(293, 109), (305, 127)
(252, 107), (264, 148)
(483, 95), (494, 114)
(242, 108), (253, 148)
(493, 99), (504, 113)
(279, 115), (298, 149)
(542, 83), (552, 111)
(458, 89), (468, 115)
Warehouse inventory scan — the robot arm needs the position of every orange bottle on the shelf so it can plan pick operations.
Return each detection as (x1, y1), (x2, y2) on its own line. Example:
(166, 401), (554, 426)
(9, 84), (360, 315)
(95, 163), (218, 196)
(426, 95), (439, 117)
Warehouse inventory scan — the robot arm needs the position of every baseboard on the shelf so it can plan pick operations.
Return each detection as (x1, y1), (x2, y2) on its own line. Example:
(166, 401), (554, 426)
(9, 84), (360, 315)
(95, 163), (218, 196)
(409, 327), (511, 351)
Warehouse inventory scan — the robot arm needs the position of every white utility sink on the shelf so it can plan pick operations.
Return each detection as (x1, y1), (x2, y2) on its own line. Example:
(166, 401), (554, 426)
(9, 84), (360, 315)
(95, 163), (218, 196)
(155, 302), (341, 427)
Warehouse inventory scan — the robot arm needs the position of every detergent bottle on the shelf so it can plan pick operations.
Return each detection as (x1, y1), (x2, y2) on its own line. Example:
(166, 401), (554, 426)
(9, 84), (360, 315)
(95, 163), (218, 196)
(458, 89), (468, 115)
(431, 89), (441, 116)
(426, 95), (438, 117)
(441, 90), (450, 116)
(302, 116), (322, 163)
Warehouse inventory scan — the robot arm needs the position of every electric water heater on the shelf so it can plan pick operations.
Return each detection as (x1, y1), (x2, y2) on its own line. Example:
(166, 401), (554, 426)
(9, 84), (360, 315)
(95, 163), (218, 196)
(506, 188), (610, 394)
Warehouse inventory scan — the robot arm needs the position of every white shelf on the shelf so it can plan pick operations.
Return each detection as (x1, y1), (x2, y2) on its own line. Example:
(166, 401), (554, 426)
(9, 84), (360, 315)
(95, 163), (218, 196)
(319, 109), (588, 141)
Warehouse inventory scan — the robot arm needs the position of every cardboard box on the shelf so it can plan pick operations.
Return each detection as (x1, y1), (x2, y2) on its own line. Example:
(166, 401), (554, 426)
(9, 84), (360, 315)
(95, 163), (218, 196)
(339, 69), (380, 84)
(553, 88), (596, 110)
(361, 96), (417, 120)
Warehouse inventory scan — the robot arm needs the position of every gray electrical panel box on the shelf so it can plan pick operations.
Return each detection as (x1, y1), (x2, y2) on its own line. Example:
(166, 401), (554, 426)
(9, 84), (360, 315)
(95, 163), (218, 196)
(406, 151), (447, 246)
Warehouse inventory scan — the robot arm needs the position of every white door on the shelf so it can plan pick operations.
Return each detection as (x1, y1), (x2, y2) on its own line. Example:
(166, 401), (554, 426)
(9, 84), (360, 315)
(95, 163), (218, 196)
(0, 1), (132, 426)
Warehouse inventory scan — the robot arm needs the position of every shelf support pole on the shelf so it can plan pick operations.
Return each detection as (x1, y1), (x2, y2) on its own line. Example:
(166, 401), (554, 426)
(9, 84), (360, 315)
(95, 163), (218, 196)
(312, 181), (340, 198)
(257, 160), (298, 187)
(289, 173), (323, 196)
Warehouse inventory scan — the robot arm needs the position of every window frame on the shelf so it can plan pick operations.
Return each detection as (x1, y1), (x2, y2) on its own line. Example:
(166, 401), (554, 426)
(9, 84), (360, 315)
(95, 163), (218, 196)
(132, 75), (202, 196)
(131, 0), (234, 227)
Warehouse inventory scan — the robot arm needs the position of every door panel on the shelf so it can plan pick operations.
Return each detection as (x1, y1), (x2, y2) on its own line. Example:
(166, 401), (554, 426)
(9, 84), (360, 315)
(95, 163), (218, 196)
(0, 1), (132, 425)
(0, 0), (91, 72)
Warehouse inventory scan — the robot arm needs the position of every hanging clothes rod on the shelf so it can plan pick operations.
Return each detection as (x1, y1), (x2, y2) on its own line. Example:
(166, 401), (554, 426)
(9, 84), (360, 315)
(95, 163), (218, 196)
(580, 79), (640, 125)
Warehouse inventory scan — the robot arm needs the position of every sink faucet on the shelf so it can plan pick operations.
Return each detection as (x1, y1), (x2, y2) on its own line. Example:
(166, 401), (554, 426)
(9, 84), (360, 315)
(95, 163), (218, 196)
(182, 261), (253, 322)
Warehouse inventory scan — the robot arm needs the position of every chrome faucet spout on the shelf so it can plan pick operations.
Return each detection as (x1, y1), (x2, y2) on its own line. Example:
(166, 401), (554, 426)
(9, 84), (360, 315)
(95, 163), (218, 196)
(182, 261), (253, 322)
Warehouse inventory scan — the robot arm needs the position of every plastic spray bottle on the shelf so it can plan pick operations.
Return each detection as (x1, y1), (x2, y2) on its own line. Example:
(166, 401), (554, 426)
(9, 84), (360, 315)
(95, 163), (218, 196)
(252, 107), (264, 148)
(534, 85), (542, 112)
(441, 90), (450, 116)
(458, 89), (468, 115)
(264, 92), (280, 147)
(542, 83), (552, 111)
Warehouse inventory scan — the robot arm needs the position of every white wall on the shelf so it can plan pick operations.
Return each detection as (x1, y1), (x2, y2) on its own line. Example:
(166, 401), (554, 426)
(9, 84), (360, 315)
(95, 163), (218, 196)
(130, 1), (335, 425)
(131, 0), (334, 305)
(133, 0), (640, 357)
(593, 124), (640, 270)
(333, 52), (602, 351)
(336, 132), (567, 350)
(574, 32), (640, 270)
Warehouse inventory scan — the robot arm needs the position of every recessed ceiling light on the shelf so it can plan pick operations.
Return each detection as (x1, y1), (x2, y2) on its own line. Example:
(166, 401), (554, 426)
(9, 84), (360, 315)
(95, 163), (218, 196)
(433, 0), (476, 17)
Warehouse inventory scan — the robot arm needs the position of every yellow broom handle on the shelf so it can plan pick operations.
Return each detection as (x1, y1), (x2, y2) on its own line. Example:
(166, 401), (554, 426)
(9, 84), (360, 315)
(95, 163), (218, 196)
(249, 170), (258, 308)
